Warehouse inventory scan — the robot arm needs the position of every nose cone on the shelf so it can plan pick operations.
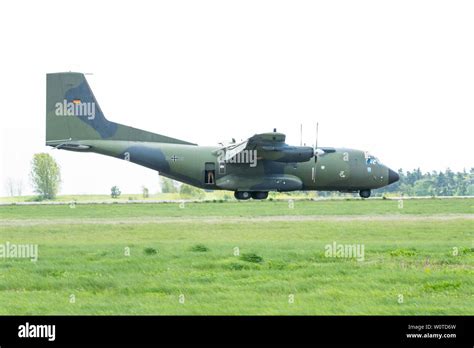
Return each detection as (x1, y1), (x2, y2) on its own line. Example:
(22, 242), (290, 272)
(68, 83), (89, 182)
(388, 169), (399, 185)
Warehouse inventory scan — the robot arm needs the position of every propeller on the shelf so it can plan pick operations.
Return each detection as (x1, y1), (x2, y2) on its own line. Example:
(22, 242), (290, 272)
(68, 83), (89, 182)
(313, 122), (328, 159)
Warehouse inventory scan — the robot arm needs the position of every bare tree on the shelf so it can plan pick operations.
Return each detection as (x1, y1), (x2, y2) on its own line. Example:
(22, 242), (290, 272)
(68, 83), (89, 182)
(4, 177), (15, 197)
(15, 179), (23, 196)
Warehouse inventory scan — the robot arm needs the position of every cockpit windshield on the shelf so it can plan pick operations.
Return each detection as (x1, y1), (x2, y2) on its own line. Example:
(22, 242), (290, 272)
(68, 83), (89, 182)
(365, 152), (380, 165)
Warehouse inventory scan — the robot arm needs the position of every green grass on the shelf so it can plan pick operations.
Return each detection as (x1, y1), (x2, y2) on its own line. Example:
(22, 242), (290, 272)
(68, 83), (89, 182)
(0, 199), (472, 315)
(1, 197), (472, 220)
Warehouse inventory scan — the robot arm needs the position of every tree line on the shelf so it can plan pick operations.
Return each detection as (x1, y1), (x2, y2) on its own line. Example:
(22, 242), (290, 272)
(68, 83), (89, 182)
(375, 168), (474, 196)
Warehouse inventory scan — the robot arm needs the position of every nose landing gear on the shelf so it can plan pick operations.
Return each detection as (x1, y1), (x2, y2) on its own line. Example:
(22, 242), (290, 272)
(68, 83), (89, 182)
(359, 189), (371, 198)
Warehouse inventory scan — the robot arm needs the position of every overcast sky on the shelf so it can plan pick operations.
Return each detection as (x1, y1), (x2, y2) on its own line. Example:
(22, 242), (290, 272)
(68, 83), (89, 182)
(1, 0), (473, 196)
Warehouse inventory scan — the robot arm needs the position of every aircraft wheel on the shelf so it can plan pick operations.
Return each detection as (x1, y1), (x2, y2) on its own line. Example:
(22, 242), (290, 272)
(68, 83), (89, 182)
(251, 191), (268, 200)
(234, 191), (251, 200)
(359, 189), (371, 198)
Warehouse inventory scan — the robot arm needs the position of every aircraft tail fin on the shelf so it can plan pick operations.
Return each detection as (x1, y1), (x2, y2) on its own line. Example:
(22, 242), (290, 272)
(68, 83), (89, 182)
(46, 72), (194, 146)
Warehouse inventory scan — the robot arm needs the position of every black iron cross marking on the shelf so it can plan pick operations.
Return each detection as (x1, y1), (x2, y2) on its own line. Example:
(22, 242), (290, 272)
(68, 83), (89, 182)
(170, 155), (178, 162)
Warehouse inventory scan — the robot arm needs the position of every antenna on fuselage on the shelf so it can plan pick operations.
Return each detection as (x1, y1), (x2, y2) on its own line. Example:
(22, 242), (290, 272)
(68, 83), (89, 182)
(300, 124), (303, 146)
(315, 122), (319, 149)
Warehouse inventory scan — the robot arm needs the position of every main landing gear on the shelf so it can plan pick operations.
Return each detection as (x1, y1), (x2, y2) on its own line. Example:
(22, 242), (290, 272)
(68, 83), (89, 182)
(359, 189), (371, 198)
(234, 191), (269, 200)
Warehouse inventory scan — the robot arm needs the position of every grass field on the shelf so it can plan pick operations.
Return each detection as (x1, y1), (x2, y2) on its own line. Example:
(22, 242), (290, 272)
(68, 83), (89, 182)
(0, 198), (472, 315)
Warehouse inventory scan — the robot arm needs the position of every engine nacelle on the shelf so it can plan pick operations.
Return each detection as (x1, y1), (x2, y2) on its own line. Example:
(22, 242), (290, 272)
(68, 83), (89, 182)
(261, 145), (314, 163)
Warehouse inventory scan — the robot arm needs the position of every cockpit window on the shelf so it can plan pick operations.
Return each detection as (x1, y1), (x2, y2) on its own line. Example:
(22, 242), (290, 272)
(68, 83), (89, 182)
(367, 156), (377, 165)
(365, 152), (380, 165)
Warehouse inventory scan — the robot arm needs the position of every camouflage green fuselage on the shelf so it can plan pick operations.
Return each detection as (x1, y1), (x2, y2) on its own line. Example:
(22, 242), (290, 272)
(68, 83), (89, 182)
(67, 140), (392, 192)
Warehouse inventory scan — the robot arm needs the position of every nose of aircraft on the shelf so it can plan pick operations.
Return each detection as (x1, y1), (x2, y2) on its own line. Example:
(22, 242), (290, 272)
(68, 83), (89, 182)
(388, 168), (400, 184)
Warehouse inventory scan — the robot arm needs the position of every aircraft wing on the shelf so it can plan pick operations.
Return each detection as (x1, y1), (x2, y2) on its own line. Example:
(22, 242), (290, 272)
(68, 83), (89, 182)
(223, 139), (249, 161)
(219, 131), (315, 163)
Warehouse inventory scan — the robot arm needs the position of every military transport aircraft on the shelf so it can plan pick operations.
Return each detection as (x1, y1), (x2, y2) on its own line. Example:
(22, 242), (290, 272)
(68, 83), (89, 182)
(46, 72), (399, 199)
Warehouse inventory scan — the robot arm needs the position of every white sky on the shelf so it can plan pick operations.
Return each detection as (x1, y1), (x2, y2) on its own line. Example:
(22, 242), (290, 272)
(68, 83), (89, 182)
(1, 0), (473, 196)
